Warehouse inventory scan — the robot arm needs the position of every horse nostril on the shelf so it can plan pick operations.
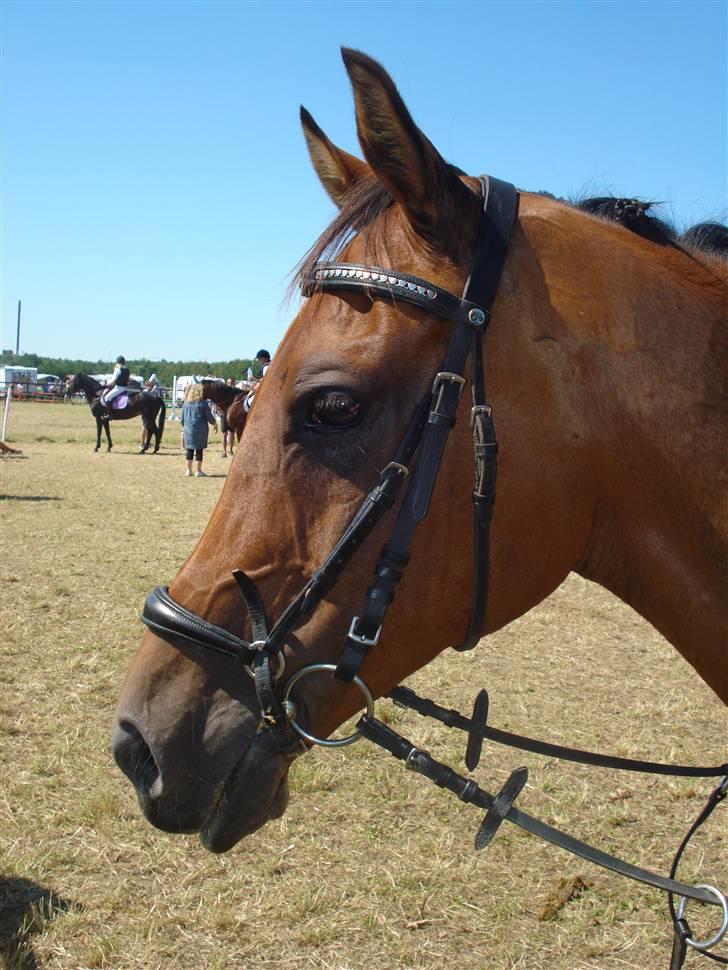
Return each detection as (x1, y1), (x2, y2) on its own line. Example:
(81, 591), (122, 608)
(112, 720), (162, 797)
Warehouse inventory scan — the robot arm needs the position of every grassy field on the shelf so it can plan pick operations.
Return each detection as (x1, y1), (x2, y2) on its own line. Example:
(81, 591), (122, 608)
(1, 401), (726, 970)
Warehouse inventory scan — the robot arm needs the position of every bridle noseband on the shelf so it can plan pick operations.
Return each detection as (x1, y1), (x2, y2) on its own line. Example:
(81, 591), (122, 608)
(142, 174), (517, 751)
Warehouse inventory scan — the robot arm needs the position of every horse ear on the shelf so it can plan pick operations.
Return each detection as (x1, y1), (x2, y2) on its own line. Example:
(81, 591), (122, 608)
(301, 106), (370, 208)
(341, 48), (475, 242)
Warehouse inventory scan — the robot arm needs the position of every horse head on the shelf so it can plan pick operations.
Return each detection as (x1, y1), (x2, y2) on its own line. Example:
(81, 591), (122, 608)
(113, 50), (727, 853)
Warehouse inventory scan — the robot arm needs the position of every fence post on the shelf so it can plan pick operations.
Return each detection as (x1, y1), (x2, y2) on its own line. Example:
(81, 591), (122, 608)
(1, 385), (12, 441)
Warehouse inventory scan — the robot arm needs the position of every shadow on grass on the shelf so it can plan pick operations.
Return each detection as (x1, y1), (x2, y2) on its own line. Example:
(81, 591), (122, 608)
(0, 876), (78, 970)
(0, 495), (62, 502)
(108, 450), (182, 457)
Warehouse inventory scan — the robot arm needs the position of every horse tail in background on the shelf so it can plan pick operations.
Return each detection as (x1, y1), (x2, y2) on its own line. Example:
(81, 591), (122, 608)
(158, 399), (166, 445)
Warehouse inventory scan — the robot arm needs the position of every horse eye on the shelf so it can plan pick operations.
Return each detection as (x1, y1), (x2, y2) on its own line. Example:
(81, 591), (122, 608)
(305, 391), (363, 431)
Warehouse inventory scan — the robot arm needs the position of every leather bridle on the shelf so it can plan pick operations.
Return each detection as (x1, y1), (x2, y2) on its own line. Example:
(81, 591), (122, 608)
(139, 176), (727, 963)
(142, 174), (516, 752)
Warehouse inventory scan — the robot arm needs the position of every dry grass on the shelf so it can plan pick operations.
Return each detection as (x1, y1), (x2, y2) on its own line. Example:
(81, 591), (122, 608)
(1, 401), (726, 970)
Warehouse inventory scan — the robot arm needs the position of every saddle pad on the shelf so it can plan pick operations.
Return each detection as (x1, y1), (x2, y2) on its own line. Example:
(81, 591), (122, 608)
(101, 391), (129, 409)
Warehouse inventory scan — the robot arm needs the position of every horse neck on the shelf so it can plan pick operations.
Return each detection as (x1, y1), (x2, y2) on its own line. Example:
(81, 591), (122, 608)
(80, 374), (101, 402)
(519, 200), (727, 698)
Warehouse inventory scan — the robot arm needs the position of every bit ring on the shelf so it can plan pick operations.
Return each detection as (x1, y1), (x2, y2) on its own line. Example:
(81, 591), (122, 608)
(282, 663), (374, 747)
(676, 884), (728, 951)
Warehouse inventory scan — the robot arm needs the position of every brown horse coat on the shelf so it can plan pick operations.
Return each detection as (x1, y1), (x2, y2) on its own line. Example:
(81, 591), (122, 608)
(113, 51), (727, 854)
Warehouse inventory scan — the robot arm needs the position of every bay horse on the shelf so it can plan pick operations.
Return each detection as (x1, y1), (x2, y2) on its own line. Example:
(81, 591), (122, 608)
(69, 373), (166, 453)
(201, 379), (249, 446)
(113, 50), (726, 935)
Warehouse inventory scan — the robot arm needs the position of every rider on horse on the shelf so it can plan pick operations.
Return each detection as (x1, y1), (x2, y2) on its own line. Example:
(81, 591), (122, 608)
(243, 349), (271, 413)
(103, 356), (131, 410)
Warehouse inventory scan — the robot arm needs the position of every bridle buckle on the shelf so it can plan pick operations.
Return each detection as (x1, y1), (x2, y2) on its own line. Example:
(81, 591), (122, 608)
(470, 403), (492, 428)
(347, 616), (382, 649)
(381, 461), (410, 479)
(432, 371), (466, 396)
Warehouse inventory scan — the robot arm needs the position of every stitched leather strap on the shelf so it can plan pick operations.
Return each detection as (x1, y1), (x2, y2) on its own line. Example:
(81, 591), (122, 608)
(357, 715), (722, 906)
(141, 586), (255, 663)
(334, 177), (517, 681)
(388, 685), (728, 777)
(454, 176), (518, 652)
(302, 263), (489, 330)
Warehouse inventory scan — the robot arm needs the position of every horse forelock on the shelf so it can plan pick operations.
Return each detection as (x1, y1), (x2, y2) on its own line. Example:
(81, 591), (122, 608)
(291, 166), (476, 298)
(292, 176), (394, 294)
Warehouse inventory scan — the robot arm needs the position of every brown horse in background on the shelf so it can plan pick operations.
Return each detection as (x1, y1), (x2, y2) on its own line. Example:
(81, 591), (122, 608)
(201, 380), (250, 447)
(114, 50), (727, 863)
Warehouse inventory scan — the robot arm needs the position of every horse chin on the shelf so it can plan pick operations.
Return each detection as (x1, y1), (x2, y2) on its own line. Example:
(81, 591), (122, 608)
(199, 728), (294, 853)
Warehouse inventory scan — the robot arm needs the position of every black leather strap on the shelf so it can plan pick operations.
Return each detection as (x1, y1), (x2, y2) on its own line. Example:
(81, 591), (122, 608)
(388, 685), (728, 777)
(465, 689), (490, 771)
(333, 177), (517, 681)
(232, 569), (268, 643)
(670, 920), (690, 970)
(667, 775), (728, 965)
(464, 177), (519, 311)
(302, 263), (489, 330)
(475, 766), (528, 849)
(141, 586), (255, 663)
(335, 323), (474, 682)
(357, 715), (722, 906)
(231, 570), (303, 755)
(454, 177), (518, 652)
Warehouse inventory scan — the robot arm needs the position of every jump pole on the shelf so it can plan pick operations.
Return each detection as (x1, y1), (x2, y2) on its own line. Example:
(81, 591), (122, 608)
(1, 385), (12, 441)
(170, 375), (178, 420)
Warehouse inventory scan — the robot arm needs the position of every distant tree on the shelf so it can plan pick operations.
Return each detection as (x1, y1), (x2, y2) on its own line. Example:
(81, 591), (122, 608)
(0, 351), (257, 386)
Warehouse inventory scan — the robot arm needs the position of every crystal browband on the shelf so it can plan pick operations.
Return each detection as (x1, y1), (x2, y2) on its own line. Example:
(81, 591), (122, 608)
(301, 261), (490, 330)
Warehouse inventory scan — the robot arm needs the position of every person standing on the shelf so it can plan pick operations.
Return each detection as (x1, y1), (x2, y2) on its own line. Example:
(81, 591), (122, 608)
(145, 372), (161, 397)
(181, 382), (217, 477)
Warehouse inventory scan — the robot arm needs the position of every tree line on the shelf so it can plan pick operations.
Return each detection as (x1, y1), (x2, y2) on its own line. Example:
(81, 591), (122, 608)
(0, 351), (262, 385)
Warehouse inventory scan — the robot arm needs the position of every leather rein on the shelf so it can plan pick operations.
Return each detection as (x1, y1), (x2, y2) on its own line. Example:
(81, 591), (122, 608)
(140, 177), (727, 963)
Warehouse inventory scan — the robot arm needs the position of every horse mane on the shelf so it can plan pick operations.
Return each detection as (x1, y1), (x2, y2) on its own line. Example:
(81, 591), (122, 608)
(679, 221), (728, 259)
(574, 197), (677, 247)
(77, 373), (101, 391)
(293, 179), (727, 297)
(573, 197), (728, 265)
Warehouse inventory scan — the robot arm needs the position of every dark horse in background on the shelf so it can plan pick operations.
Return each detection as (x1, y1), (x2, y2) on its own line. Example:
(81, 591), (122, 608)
(201, 379), (252, 448)
(114, 50), (726, 869)
(69, 373), (166, 453)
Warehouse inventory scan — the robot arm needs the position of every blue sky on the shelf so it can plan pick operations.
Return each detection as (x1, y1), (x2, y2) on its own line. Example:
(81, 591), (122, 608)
(1, 0), (725, 363)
